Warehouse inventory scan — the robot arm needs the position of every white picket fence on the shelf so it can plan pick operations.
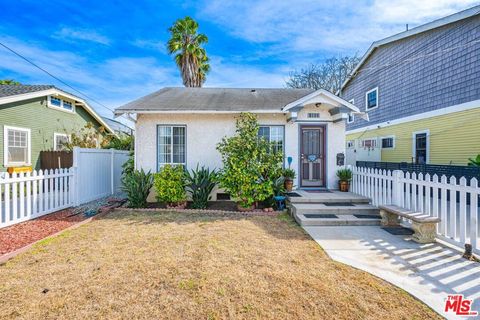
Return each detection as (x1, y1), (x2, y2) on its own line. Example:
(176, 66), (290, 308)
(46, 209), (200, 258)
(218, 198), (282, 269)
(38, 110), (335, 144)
(352, 167), (480, 254)
(0, 147), (129, 229)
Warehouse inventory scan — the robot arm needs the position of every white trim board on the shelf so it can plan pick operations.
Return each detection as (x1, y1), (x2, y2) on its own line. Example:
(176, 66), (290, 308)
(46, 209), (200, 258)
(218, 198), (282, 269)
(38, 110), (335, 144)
(346, 99), (480, 134)
(283, 88), (360, 113)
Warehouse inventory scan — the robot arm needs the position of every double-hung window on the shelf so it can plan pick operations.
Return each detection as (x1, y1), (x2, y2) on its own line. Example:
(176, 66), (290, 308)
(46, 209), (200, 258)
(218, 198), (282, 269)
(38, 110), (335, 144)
(4, 126), (31, 166)
(54, 133), (70, 151)
(258, 126), (284, 153)
(365, 87), (378, 111)
(157, 125), (186, 169)
(381, 136), (395, 149)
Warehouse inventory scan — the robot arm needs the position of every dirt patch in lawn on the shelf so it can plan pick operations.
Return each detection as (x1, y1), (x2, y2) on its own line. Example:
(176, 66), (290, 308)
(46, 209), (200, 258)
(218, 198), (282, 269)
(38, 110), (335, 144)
(0, 209), (86, 255)
(0, 210), (441, 319)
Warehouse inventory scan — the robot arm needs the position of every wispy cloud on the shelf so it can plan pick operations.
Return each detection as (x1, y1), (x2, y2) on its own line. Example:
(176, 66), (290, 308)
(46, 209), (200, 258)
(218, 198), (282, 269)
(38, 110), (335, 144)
(53, 27), (111, 45)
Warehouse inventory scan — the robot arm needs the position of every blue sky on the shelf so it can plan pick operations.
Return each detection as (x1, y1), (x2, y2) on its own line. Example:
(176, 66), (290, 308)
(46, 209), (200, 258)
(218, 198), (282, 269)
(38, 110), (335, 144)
(0, 0), (478, 121)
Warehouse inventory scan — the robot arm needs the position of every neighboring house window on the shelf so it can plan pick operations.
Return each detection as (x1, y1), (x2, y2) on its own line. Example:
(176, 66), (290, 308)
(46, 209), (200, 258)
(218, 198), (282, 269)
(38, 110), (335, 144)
(47, 96), (75, 113)
(307, 112), (320, 119)
(346, 140), (355, 149)
(258, 126), (284, 153)
(413, 131), (429, 164)
(381, 136), (395, 149)
(347, 99), (355, 123)
(365, 87), (378, 111)
(361, 138), (377, 149)
(3, 126), (31, 166)
(157, 125), (186, 168)
(54, 133), (69, 151)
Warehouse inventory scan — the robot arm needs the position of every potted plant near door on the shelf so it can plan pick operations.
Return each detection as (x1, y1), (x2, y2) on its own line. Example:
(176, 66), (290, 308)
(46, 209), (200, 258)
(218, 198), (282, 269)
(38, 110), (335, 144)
(283, 168), (296, 192)
(336, 168), (352, 192)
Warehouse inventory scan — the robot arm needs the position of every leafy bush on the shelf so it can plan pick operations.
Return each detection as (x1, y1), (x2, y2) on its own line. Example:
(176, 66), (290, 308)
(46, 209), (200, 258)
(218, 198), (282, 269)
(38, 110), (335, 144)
(121, 151), (134, 177)
(216, 113), (283, 208)
(122, 169), (153, 208)
(468, 155), (480, 167)
(336, 168), (352, 181)
(154, 164), (187, 205)
(283, 168), (296, 180)
(105, 134), (133, 150)
(185, 165), (217, 209)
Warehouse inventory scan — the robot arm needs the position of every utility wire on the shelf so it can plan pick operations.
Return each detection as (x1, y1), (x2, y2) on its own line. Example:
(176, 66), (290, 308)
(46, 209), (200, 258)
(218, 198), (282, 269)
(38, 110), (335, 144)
(0, 40), (130, 121)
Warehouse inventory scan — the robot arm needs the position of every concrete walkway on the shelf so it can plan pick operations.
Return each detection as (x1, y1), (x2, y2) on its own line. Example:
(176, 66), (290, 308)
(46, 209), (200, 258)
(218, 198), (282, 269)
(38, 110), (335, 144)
(303, 226), (480, 319)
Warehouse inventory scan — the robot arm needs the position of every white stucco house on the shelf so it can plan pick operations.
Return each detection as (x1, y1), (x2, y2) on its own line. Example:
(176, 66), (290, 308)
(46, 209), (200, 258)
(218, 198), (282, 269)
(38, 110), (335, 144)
(115, 87), (360, 199)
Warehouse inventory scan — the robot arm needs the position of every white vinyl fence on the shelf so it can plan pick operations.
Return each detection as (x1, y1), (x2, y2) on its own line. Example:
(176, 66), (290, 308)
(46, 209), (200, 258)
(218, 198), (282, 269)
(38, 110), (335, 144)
(352, 167), (480, 254)
(0, 147), (129, 229)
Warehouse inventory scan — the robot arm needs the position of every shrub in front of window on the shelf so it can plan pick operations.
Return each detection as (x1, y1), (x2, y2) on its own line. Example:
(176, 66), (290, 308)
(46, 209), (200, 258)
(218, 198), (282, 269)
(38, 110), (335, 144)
(185, 165), (218, 209)
(122, 169), (153, 208)
(154, 164), (187, 207)
(216, 113), (283, 210)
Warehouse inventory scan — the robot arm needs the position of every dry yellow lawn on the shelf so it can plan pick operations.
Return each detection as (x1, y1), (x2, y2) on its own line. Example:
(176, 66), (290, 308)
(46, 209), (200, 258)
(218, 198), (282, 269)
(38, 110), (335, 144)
(0, 210), (440, 319)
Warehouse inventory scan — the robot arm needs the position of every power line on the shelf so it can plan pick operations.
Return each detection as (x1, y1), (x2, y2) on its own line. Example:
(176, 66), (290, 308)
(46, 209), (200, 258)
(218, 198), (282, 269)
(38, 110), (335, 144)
(0, 40), (130, 122)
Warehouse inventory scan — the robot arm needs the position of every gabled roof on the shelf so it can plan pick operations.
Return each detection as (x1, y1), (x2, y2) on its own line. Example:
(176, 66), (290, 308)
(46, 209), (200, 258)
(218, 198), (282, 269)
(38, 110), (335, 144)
(340, 5), (480, 91)
(0, 84), (115, 134)
(115, 87), (315, 114)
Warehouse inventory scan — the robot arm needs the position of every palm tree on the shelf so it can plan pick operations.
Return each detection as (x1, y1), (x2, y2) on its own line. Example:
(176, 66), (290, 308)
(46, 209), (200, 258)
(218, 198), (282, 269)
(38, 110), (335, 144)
(167, 16), (209, 87)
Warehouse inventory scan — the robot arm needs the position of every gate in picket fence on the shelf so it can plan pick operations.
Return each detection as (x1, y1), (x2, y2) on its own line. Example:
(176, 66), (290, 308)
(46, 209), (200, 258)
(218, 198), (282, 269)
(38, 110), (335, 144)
(0, 147), (129, 229)
(351, 166), (480, 255)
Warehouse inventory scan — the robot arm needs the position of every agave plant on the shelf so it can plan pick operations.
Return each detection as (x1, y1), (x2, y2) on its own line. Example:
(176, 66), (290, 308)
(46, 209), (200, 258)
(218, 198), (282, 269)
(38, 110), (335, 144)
(468, 154), (480, 167)
(122, 169), (153, 208)
(185, 165), (218, 209)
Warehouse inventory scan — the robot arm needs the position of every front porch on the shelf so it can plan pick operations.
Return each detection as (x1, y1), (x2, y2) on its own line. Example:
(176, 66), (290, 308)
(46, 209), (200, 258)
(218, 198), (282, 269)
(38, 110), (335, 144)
(287, 190), (382, 226)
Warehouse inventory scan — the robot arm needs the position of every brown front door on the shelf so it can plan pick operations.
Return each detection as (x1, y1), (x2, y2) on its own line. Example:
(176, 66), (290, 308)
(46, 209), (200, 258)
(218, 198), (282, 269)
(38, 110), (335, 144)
(300, 125), (325, 187)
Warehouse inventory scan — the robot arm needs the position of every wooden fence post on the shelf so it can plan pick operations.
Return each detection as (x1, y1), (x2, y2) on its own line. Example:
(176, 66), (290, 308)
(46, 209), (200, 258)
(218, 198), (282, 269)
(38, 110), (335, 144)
(392, 170), (402, 206)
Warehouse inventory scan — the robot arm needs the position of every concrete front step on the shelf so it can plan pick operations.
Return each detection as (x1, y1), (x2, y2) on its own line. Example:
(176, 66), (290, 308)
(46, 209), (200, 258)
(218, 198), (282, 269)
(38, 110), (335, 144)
(288, 194), (371, 204)
(294, 214), (381, 226)
(292, 203), (380, 216)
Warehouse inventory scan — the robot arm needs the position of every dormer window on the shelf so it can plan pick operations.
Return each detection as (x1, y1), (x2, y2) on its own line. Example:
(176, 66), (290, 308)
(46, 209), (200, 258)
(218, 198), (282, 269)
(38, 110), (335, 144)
(48, 96), (75, 113)
(365, 87), (378, 111)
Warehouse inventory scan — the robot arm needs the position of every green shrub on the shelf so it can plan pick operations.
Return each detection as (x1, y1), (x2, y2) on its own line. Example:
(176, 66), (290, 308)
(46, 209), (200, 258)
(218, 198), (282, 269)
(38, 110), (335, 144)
(154, 164), (187, 205)
(185, 165), (217, 209)
(336, 168), (352, 181)
(468, 154), (480, 167)
(216, 113), (283, 208)
(283, 168), (296, 180)
(122, 169), (153, 208)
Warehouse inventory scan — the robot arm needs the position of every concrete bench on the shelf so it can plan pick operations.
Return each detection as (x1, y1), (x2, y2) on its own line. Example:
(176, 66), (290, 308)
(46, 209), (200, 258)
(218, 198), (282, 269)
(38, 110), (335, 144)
(379, 205), (441, 244)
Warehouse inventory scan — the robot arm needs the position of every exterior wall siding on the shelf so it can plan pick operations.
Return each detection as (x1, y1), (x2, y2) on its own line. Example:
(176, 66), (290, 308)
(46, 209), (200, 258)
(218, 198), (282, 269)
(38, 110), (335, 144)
(346, 107), (480, 165)
(135, 106), (346, 198)
(0, 96), (104, 171)
(341, 15), (480, 131)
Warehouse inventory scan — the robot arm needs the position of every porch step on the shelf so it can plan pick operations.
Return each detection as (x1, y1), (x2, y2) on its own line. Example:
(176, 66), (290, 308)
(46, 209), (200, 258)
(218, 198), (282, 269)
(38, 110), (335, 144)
(287, 191), (371, 204)
(294, 214), (382, 226)
(292, 203), (379, 216)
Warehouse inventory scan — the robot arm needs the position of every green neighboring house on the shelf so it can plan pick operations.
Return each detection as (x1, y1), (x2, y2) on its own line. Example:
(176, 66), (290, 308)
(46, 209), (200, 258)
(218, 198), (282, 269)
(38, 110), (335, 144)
(0, 84), (115, 172)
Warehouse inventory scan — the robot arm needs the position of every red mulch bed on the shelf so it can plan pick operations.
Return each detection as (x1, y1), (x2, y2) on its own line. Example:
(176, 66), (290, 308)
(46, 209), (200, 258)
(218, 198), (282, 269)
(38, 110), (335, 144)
(0, 209), (87, 255)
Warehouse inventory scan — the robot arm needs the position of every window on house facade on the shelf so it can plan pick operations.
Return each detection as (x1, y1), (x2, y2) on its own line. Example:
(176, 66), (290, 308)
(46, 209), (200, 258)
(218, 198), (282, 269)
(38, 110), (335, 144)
(258, 126), (284, 153)
(346, 140), (355, 149)
(365, 87), (378, 110)
(4, 126), (31, 166)
(307, 112), (320, 119)
(361, 138), (377, 149)
(381, 137), (394, 149)
(347, 99), (355, 123)
(54, 133), (69, 151)
(48, 96), (75, 113)
(157, 125), (186, 168)
(413, 132), (428, 164)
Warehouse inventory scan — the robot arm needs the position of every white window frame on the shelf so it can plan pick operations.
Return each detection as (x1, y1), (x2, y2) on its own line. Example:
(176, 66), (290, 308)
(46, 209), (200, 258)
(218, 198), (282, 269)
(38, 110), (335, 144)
(365, 87), (378, 111)
(3, 125), (31, 167)
(412, 130), (430, 164)
(346, 140), (355, 149)
(53, 132), (70, 151)
(157, 125), (187, 169)
(347, 99), (355, 123)
(380, 135), (395, 149)
(258, 125), (285, 154)
(47, 95), (75, 113)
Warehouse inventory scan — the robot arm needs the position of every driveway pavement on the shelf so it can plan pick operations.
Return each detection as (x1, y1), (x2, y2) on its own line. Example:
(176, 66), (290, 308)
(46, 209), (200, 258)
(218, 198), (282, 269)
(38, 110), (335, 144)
(303, 226), (480, 319)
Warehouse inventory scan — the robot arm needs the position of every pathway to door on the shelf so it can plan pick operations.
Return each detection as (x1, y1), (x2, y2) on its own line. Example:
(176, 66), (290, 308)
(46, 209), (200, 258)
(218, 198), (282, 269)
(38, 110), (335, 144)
(303, 225), (480, 319)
